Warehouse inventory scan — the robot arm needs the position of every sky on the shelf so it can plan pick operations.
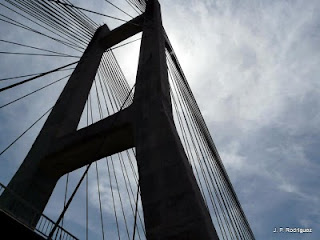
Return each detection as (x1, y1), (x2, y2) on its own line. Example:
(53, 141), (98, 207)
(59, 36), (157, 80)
(0, 0), (319, 239)
(164, 0), (320, 239)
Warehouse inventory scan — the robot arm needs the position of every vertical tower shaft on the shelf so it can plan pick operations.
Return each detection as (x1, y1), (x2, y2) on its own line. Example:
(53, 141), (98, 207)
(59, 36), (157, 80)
(0, 25), (110, 227)
(133, 1), (219, 239)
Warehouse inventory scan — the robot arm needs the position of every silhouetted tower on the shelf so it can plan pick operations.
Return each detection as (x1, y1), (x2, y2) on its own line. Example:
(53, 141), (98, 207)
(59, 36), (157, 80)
(0, 1), (249, 239)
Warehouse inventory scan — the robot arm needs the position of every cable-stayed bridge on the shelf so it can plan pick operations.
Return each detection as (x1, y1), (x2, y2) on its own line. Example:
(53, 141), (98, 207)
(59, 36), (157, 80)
(0, 0), (255, 239)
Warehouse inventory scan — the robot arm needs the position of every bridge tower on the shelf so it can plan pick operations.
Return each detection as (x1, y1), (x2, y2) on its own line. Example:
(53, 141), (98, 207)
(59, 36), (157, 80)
(0, 0), (220, 239)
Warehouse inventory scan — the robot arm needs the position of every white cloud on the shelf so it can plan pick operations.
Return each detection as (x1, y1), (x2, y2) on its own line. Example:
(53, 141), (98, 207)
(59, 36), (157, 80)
(163, 0), (320, 132)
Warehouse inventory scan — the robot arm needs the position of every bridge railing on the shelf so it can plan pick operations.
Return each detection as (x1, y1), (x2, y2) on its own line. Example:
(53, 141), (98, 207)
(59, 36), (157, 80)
(0, 182), (78, 240)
